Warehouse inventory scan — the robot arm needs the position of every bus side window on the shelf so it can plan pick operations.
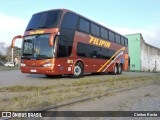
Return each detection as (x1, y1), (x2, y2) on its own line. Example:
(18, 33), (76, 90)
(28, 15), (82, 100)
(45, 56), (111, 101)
(125, 38), (128, 46)
(91, 23), (100, 37)
(101, 27), (108, 40)
(109, 31), (115, 42)
(61, 12), (78, 30)
(77, 42), (86, 57)
(78, 18), (90, 33)
(115, 34), (120, 44)
(57, 36), (68, 57)
(121, 37), (125, 46)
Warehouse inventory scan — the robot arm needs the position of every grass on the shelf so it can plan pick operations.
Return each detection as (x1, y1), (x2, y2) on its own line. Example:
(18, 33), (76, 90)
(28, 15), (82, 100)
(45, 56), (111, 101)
(0, 75), (160, 111)
(0, 66), (20, 71)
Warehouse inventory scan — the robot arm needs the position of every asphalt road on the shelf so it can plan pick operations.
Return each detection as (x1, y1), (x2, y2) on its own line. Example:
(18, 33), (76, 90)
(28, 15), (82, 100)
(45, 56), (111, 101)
(0, 70), (158, 87)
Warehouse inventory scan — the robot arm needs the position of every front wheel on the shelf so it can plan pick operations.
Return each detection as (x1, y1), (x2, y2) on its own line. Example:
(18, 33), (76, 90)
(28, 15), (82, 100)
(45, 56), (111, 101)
(71, 62), (84, 78)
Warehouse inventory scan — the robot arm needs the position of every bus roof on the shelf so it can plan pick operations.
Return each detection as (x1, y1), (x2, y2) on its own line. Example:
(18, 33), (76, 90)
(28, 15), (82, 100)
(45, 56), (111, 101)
(33, 9), (128, 39)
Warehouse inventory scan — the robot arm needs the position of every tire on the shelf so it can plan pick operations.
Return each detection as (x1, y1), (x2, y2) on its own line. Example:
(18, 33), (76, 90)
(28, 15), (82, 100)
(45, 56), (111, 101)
(118, 64), (122, 74)
(113, 64), (118, 75)
(71, 62), (84, 78)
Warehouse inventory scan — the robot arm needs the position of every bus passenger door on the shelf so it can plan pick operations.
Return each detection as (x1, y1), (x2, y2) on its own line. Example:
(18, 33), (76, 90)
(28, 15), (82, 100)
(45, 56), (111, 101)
(56, 36), (70, 74)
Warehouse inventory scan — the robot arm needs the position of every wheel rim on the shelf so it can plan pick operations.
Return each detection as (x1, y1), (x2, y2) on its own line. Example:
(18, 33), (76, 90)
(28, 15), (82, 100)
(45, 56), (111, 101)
(119, 65), (121, 73)
(74, 65), (81, 76)
(114, 66), (117, 74)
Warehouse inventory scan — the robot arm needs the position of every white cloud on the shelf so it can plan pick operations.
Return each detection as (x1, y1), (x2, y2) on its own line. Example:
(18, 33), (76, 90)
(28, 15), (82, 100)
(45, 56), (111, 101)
(114, 26), (160, 49)
(0, 13), (159, 49)
(0, 13), (27, 47)
(99, 21), (160, 49)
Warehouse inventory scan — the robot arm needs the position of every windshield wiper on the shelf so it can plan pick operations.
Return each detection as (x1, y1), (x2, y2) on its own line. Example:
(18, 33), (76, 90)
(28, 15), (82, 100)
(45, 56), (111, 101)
(21, 56), (32, 60)
(35, 55), (52, 59)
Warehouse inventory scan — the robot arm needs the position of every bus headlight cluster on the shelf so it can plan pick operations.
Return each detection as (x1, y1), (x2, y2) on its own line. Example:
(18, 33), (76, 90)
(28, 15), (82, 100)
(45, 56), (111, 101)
(21, 63), (26, 67)
(43, 63), (54, 67)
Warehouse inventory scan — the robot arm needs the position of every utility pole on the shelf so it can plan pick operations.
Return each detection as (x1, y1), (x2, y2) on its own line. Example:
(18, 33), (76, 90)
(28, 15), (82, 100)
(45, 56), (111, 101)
(155, 60), (157, 72)
(12, 48), (13, 62)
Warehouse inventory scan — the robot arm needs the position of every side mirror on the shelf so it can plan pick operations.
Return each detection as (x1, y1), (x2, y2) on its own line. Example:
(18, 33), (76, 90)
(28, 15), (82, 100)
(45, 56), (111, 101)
(11, 35), (23, 48)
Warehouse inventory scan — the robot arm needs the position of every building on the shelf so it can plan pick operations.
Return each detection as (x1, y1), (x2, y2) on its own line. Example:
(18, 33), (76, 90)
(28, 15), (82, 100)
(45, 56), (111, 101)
(125, 33), (160, 72)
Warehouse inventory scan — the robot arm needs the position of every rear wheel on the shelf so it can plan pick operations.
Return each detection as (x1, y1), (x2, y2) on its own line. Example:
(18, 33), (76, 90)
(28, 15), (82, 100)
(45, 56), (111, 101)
(113, 64), (118, 75)
(71, 62), (84, 78)
(118, 64), (122, 74)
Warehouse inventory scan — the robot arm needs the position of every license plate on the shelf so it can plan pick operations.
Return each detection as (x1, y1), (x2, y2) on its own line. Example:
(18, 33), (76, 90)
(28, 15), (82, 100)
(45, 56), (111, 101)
(30, 69), (37, 72)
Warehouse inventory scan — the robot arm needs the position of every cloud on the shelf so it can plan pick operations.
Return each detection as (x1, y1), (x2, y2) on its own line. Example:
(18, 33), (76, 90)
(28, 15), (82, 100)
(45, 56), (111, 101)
(99, 21), (160, 49)
(114, 26), (160, 49)
(0, 13), (27, 47)
(1, 13), (159, 49)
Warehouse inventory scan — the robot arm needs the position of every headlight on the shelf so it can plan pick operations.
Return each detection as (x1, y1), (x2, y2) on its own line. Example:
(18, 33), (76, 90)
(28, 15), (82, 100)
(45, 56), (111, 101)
(21, 63), (26, 67)
(43, 63), (54, 67)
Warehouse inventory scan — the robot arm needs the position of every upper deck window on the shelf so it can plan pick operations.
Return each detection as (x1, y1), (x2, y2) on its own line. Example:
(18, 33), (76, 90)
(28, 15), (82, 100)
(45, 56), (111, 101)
(91, 23), (100, 37)
(115, 34), (120, 44)
(121, 37), (125, 46)
(100, 27), (108, 40)
(125, 38), (128, 46)
(61, 12), (78, 30)
(109, 31), (115, 42)
(78, 18), (90, 33)
(26, 10), (62, 31)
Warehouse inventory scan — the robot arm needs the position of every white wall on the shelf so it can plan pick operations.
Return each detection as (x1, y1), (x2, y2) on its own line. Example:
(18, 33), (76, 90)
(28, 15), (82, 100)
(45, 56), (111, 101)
(141, 37), (160, 72)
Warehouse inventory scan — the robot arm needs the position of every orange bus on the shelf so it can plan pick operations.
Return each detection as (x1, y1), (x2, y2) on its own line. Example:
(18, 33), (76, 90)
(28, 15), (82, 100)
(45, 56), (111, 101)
(11, 9), (129, 78)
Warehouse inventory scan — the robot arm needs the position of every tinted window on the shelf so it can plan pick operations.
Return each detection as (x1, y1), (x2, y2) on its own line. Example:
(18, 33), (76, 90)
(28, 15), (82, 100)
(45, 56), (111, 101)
(77, 42), (101, 58)
(61, 12), (78, 29)
(101, 48), (115, 59)
(91, 47), (101, 58)
(109, 31), (115, 42)
(121, 37), (125, 45)
(78, 18), (90, 33)
(109, 49), (116, 57)
(91, 23), (100, 37)
(125, 38), (128, 46)
(101, 48), (109, 59)
(86, 45), (94, 58)
(57, 38), (67, 57)
(77, 42), (86, 57)
(77, 42), (116, 59)
(26, 10), (62, 31)
(101, 27), (108, 40)
(115, 34), (120, 44)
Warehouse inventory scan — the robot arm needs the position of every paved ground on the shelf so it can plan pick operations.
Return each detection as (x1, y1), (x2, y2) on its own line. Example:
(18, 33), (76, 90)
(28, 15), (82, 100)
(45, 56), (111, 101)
(0, 70), (158, 87)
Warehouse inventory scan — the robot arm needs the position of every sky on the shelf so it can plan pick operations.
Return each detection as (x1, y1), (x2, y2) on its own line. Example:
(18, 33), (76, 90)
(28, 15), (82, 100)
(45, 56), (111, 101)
(0, 0), (160, 48)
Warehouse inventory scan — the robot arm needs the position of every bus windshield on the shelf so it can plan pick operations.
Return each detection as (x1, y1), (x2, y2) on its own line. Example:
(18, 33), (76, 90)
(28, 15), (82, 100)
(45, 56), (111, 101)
(22, 34), (54, 60)
(26, 10), (62, 31)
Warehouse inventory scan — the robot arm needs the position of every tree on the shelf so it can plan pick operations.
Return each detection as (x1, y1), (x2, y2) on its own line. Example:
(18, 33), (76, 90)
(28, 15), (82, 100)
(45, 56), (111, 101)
(5, 46), (21, 62)
(0, 42), (21, 62)
(0, 42), (7, 61)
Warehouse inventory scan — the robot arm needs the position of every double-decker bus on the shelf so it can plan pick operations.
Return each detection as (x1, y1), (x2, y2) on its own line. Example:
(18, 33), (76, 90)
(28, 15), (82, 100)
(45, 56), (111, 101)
(11, 9), (129, 78)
